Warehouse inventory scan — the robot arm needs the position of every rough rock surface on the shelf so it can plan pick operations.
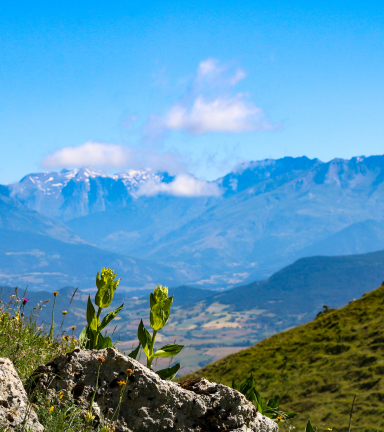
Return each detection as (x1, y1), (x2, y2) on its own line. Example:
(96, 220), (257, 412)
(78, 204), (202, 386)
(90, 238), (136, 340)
(0, 358), (43, 431)
(28, 347), (278, 432)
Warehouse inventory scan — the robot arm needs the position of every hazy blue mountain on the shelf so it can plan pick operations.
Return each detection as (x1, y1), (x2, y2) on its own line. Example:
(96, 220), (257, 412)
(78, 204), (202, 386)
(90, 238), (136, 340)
(297, 219), (384, 258)
(0, 191), (84, 244)
(0, 228), (185, 291)
(6, 155), (384, 288)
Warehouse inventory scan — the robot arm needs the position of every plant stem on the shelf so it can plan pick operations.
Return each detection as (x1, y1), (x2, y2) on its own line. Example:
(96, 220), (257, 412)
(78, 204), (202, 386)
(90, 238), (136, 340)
(89, 363), (101, 414)
(147, 330), (157, 368)
(49, 295), (57, 343)
(94, 307), (102, 349)
(348, 395), (356, 432)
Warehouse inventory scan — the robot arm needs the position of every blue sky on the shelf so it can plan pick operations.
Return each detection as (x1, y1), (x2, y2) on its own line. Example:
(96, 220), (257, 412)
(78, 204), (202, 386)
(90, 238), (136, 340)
(1, 0), (384, 184)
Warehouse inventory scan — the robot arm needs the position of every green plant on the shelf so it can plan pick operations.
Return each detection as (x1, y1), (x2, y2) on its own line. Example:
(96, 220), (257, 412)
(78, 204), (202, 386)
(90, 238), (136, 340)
(131, 285), (185, 380)
(79, 268), (124, 350)
(232, 373), (296, 422)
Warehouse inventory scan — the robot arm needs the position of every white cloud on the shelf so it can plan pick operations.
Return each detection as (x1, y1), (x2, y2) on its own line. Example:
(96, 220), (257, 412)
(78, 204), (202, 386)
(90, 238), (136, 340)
(41, 141), (184, 173)
(197, 59), (223, 78)
(145, 58), (276, 136)
(137, 173), (222, 197)
(163, 95), (272, 134)
(230, 69), (247, 85)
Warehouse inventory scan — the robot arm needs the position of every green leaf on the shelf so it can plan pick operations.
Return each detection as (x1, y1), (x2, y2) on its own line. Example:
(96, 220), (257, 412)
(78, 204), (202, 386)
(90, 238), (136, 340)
(137, 320), (152, 357)
(79, 325), (94, 349)
(86, 296), (98, 332)
(153, 343), (185, 358)
(98, 304), (124, 331)
(79, 324), (89, 346)
(150, 297), (173, 331)
(285, 413), (297, 419)
(231, 379), (238, 390)
(96, 335), (113, 349)
(266, 395), (280, 409)
(305, 420), (316, 432)
(150, 292), (156, 308)
(157, 363), (180, 380)
(128, 344), (141, 360)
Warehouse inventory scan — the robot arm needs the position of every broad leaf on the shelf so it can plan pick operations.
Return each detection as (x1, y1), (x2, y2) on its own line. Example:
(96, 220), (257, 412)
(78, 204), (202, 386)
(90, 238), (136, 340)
(98, 304), (124, 331)
(86, 297), (98, 332)
(79, 324), (89, 346)
(157, 363), (180, 380)
(128, 344), (141, 360)
(138, 320), (152, 357)
(150, 292), (156, 308)
(305, 420), (316, 432)
(96, 335), (113, 349)
(266, 395), (280, 409)
(153, 343), (185, 358)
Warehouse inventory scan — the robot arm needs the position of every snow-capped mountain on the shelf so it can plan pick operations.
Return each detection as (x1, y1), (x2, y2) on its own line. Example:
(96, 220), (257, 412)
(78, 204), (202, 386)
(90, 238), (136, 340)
(8, 167), (166, 220)
(5, 154), (384, 289)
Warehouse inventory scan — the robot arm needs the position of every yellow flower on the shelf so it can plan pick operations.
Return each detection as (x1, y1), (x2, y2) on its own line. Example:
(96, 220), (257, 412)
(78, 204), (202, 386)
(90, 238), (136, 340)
(62, 311), (67, 315)
(126, 369), (133, 374)
(53, 291), (59, 296)
(0, 300), (2, 303)
(71, 326), (76, 330)
(84, 410), (95, 424)
(59, 391), (64, 399)
(97, 356), (105, 363)
(15, 313), (19, 322)
(277, 416), (283, 420)
(328, 429), (333, 431)
(117, 380), (126, 386)
(49, 406), (54, 412)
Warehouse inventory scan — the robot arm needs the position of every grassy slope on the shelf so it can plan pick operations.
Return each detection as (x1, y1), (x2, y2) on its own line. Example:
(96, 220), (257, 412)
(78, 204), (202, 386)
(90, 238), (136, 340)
(178, 285), (384, 431)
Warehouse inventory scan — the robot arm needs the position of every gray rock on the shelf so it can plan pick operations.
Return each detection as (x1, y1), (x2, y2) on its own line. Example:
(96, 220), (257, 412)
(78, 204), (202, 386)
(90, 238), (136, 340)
(27, 347), (278, 432)
(0, 358), (43, 431)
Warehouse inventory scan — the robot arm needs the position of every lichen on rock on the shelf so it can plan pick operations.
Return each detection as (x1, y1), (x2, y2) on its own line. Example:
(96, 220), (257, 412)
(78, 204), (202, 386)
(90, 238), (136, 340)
(27, 347), (278, 432)
(0, 358), (43, 431)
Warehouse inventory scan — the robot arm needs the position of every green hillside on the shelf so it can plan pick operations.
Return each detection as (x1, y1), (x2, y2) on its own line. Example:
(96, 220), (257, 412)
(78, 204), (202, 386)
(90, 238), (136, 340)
(178, 284), (384, 431)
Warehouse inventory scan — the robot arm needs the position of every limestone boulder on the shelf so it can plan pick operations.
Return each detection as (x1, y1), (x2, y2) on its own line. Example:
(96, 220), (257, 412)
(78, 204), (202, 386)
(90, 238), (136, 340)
(0, 358), (43, 431)
(27, 347), (278, 432)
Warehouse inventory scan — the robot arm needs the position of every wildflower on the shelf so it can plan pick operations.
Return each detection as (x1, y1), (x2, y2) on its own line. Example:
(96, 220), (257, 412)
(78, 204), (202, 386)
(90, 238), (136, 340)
(63, 335), (70, 341)
(15, 313), (19, 322)
(97, 356), (105, 363)
(84, 410), (95, 424)
(277, 416), (284, 420)
(102, 425), (115, 432)
(37, 327), (41, 331)
(71, 326), (76, 330)
(22, 298), (29, 305)
(49, 406), (54, 412)
(126, 369), (133, 374)
(0, 300), (2, 304)
(328, 429), (333, 431)
(59, 391), (64, 400)
(117, 380), (126, 386)
(62, 311), (67, 315)
(53, 291), (59, 296)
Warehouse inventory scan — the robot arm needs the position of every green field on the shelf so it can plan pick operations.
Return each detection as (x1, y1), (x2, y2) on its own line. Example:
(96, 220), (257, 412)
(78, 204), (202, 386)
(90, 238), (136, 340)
(178, 284), (384, 431)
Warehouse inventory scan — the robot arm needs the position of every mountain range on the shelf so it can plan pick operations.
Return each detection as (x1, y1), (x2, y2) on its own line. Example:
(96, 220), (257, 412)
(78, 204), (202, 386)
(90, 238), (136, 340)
(3, 154), (384, 289)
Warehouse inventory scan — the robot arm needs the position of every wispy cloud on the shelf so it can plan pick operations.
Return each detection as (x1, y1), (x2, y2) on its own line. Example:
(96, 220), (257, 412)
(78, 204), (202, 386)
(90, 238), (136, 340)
(137, 173), (222, 197)
(41, 141), (185, 173)
(145, 59), (277, 137)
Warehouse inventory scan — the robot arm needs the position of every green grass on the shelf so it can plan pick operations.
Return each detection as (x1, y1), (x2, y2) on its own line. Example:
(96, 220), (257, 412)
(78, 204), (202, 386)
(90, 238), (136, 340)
(178, 284), (384, 432)
(0, 289), (117, 431)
